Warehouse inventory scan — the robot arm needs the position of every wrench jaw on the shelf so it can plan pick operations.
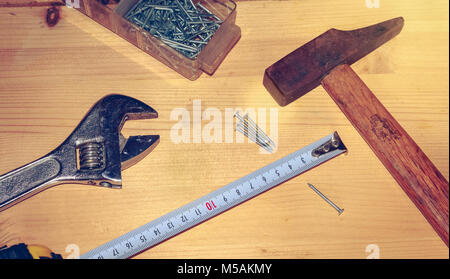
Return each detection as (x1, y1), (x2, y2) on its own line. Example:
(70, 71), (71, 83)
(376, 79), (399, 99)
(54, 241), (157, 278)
(120, 135), (160, 171)
(70, 95), (160, 189)
(99, 95), (159, 188)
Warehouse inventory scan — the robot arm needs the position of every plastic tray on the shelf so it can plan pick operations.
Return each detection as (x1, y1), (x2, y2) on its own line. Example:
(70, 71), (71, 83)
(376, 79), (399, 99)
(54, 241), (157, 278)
(68, 0), (241, 80)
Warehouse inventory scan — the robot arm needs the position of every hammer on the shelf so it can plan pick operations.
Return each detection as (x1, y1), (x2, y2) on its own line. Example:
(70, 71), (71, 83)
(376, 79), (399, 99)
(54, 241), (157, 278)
(263, 17), (449, 246)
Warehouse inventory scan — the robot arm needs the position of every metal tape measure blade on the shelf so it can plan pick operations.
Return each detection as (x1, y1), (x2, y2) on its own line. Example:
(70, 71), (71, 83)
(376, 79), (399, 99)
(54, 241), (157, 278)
(81, 132), (346, 259)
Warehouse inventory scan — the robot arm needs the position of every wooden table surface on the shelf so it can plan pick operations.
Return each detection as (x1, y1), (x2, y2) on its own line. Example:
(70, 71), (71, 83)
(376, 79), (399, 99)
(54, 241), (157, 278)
(0, 0), (448, 259)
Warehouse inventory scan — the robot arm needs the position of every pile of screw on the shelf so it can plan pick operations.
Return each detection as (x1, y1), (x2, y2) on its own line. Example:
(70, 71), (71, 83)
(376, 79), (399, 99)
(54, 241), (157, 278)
(125, 0), (223, 59)
(234, 112), (276, 153)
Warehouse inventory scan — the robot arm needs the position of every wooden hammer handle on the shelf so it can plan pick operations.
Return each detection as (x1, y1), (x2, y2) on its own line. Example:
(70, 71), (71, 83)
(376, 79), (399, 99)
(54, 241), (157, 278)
(322, 64), (449, 246)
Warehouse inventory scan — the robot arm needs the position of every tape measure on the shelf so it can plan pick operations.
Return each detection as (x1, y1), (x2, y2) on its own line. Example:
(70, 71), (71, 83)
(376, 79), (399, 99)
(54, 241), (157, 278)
(81, 132), (347, 259)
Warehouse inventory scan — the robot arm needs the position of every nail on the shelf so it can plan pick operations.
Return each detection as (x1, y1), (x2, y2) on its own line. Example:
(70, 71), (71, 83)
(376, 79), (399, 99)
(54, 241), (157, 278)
(243, 113), (276, 147)
(307, 183), (344, 215)
(234, 112), (275, 149)
(124, 0), (222, 58)
(236, 123), (271, 146)
(236, 126), (273, 153)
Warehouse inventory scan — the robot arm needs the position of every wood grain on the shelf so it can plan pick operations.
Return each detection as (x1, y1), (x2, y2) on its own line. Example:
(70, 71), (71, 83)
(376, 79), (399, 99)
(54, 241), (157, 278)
(322, 64), (449, 246)
(0, 0), (448, 258)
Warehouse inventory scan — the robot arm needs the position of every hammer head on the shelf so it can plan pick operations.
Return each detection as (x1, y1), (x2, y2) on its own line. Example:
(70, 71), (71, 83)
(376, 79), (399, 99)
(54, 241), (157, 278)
(263, 17), (404, 106)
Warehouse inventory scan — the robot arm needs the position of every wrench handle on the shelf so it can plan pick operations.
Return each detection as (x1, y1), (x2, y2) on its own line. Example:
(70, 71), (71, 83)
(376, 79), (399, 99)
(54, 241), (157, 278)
(0, 157), (61, 211)
(322, 64), (449, 246)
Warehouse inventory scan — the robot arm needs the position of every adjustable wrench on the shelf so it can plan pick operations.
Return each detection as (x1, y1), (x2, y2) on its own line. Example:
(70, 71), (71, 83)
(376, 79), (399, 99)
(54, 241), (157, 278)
(0, 94), (159, 212)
